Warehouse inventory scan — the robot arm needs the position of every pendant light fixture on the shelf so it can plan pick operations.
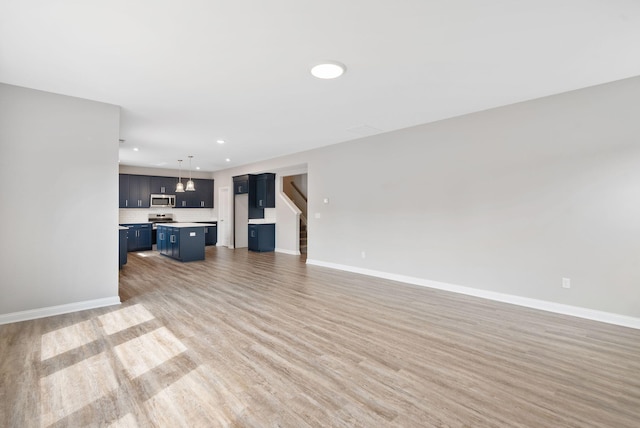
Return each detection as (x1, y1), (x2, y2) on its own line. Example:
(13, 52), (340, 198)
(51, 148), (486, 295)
(185, 155), (196, 191)
(175, 159), (185, 193)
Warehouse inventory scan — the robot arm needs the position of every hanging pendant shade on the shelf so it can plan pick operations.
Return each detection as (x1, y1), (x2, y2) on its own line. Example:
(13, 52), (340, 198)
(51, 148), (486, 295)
(175, 159), (185, 193)
(186, 155), (196, 191)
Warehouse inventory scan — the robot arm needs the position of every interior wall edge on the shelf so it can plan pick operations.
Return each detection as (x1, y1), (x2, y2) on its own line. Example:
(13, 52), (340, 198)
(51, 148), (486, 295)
(0, 296), (121, 326)
(305, 259), (640, 330)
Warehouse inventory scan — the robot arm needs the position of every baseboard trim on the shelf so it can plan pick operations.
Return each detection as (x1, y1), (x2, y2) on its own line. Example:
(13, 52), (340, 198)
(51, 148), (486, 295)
(0, 296), (121, 326)
(276, 248), (301, 256)
(305, 259), (640, 330)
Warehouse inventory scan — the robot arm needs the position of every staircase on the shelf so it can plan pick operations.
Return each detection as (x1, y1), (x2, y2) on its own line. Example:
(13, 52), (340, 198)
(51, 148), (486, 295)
(299, 220), (307, 255)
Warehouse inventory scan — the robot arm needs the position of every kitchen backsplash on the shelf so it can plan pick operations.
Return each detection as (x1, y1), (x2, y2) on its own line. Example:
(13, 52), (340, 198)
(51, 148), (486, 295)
(119, 208), (217, 224)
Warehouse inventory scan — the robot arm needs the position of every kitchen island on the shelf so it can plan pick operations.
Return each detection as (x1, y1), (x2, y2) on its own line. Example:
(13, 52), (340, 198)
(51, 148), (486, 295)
(157, 223), (215, 262)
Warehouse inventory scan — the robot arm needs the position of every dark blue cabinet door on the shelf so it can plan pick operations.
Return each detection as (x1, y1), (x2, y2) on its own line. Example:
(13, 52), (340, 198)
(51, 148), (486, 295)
(121, 223), (152, 251)
(157, 226), (166, 254)
(119, 174), (130, 208)
(169, 228), (180, 258)
(176, 190), (196, 208)
(195, 179), (214, 208)
(128, 175), (151, 208)
(138, 223), (152, 249)
(151, 176), (177, 194)
(175, 179), (213, 208)
(255, 173), (275, 208)
(233, 175), (249, 194)
(248, 224), (275, 252)
(204, 225), (217, 245)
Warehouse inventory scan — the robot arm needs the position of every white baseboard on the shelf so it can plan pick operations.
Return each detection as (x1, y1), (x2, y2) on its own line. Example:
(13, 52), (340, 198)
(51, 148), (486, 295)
(0, 296), (121, 325)
(276, 248), (301, 256)
(305, 259), (640, 330)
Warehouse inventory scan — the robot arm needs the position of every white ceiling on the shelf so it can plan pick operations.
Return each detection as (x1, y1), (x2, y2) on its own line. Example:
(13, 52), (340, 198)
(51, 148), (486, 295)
(2, 1), (640, 172)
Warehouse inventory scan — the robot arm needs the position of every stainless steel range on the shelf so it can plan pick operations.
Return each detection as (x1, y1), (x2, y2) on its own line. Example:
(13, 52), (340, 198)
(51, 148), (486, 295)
(148, 213), (176, 229)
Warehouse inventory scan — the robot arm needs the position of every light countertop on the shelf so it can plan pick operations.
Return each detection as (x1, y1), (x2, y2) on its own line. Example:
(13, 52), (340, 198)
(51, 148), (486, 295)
(156, 222), (213, 228)
(248, 219), (276, 224)
(118, 226), (129, 230)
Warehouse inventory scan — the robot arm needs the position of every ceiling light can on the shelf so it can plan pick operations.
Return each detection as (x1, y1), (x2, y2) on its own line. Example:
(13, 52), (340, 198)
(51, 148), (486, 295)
(311, 61), (346, 79)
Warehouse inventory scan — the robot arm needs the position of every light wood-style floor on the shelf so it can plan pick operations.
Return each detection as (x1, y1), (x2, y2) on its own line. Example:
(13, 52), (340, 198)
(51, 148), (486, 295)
(2, 247), (640, 427)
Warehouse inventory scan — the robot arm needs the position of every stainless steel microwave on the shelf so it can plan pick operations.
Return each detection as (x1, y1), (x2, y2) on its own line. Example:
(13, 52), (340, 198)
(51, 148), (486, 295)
(150, 194), (176, 208)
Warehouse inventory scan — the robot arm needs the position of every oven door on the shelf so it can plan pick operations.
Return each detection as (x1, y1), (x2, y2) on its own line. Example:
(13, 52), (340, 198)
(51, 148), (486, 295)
(150, 195), (175, 208)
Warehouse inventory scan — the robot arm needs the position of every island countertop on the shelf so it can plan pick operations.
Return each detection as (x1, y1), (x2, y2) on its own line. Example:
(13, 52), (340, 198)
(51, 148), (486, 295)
(158, 222), (214, 228)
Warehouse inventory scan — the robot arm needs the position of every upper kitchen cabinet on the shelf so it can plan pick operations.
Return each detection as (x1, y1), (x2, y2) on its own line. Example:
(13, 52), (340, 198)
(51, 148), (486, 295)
(234, 173), (274, 219)
(119, 174), (129, 208)
(254, 173), (275, 208)
(195, 179), (214, 208)
(128, 175), (151, 208)
(176, 179), (214, 208)
(233, 175), (249, 194)
(120, 173), (212, 209)
(119, 174), (150, 208)
(150, 176), (177, 194)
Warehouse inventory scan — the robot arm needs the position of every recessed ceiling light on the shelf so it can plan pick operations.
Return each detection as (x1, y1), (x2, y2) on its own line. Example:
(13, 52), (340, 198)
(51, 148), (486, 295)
(311, 61), (346, 79)
(225, 158), (231, 162)
(217, 140), (225, 144)
(196, 166), (200, 170)
(133, 147), (139, 152)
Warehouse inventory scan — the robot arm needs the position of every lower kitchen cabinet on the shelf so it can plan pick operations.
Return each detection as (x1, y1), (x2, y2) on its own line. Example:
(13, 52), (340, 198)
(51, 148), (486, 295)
(195, 222), (217, 246)
(120, 223), (152, 252)
(248, 223), (275, 252)
(118, 227), (128, 269)
(157, 224), (206, 262)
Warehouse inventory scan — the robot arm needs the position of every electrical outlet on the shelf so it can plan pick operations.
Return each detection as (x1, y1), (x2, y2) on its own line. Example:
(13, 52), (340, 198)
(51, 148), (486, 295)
(562, 278), (571, 289)
(361, 251), (366, 259)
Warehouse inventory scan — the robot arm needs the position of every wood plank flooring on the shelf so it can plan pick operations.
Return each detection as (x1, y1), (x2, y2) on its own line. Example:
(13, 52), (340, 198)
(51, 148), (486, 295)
(1, 246), (640, 427)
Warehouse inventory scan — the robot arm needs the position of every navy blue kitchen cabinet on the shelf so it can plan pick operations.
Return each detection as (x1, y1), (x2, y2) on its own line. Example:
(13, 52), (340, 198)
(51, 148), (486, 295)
(205, 224), (217, 246)
(176, 179), (214, 208)
(128, 175), (151, 208)
(248, 223), (275, 252)
(120, 174), (151, 208)
(157, 226), (167, 254)
(176, 189), (196, 208)
(119, 228), (128, 269)
(196, 179), (214, 208)
(234, 173), (275, 218)
(150, 176), (178, 194)
(169, 227), (180, 258)
(157, 225), (205, 262)
(122, 174), (209, 208)
(196, 222), (217, 246)
(120, 223), (152, 251)
(254, 173), (275, 208)
(233, 175), (249, 194)
(119, 174), (130, 208)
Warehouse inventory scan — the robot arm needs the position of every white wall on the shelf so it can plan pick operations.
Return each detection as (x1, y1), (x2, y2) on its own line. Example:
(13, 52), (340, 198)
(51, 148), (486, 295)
(213, 76), (640, 320)
(0, 84), (121, 320)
